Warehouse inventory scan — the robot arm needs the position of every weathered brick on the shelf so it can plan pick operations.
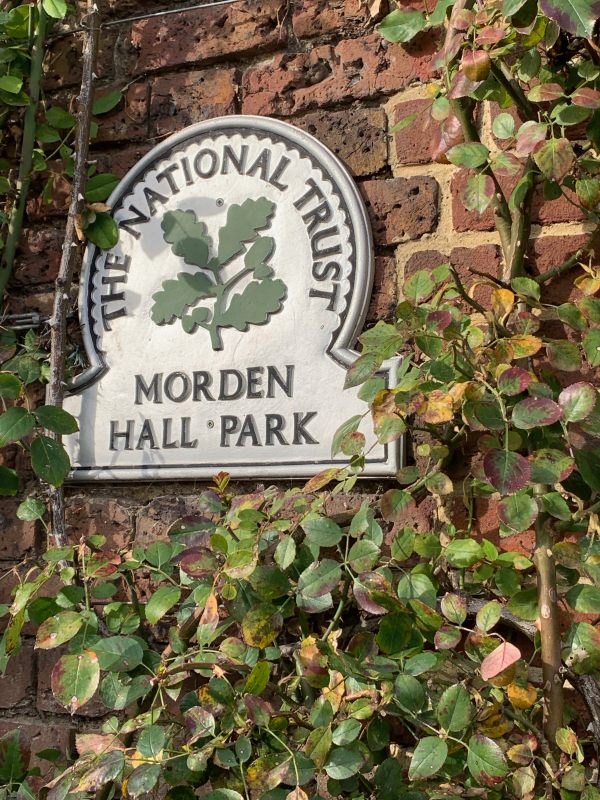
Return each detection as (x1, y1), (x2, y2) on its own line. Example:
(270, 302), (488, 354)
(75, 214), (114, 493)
(149, 68), (238, 138)
(294, 107), (387, 177)
(132, 0), (286, 73)
(45, 27), (122, 89)
(0, 501), (37, 560)
(135, 496), (199, 546)
(405, 244), (502, 304)
(451, 169), (584, 232)
(0, 719), (73, 778)
(242, 33), (437, 116)
(13, 227), (64, 286)
(292, 0), (374, 38)
(8, 291), (56, 318)
(359, 176), (438, 245)
(65, 496), (134, 550)
(526, 235), (592, 305)
(96, 83), (149, 144)
(0, 643), (34, 708)
(368, 255), (398, 322)
(93, 144), (152, 179)
(390, 98), (435, 165)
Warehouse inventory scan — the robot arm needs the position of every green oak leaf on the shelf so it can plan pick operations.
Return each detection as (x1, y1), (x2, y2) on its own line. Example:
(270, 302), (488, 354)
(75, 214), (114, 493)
(151, 272), (215, 324)
(219, 278), (286, 331)
(217, 198), (276, 264)
(162, 209), (212, 269)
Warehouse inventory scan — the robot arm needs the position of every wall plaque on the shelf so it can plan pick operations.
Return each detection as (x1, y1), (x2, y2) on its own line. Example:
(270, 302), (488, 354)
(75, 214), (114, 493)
(64, 116), (401, 480)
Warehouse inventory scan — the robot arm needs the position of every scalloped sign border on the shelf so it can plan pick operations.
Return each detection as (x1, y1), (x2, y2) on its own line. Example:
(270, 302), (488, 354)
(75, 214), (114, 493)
(63, 116), (402, 480)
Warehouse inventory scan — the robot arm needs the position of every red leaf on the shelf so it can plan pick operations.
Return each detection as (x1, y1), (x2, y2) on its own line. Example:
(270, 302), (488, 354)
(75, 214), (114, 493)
(481, 641), (521, 681)
(571, 87), (600, 109)
(483, 449), (531, 494)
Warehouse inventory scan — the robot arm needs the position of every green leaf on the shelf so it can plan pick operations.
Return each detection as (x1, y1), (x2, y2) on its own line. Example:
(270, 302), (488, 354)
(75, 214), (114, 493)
(332, 415), (362, 457)
(446, 142), (490, 168)
(325, 747), (363, 779)
(50, 650), (100, 713)
(532, 137), (574, 180)
(242, 604), (283, 648)
(584, 329), (600, 366)
(219, 278), (287, 332)
(45, 106), (75, 129)
(377, 613), (413, 653)
(408, 737), (448, 781)
(492, 112), (516, 139)
(344, 353), (380, 389)
(445, 538), (483, 568)
(244, 661), (271, 694)
(85, 173), (120, 203)
(42, 0), (67, 18)
(498, 366), (531, 396)
(245, 235), (274, 276)
(566, 585), (600, 613)
(437, 684), (472, 731)
(151, 272), (215, 325)
(274, 535), (296, 570)
(0, 76), (22, 94)
(552, 103), (591, 126)
(390, 113), (417, 133)
(34, 405), (79, 434)
(99, 673), (151, 710)
(506, 588), (538, 621)
(217, 197), (276, 264)
(0, 467), (18, 497)
(378, 9), (426, 42)
(332, 719), (361, 746)
(0, 373), (22, 400)
(86, 212), (119, 249)
(298, 560), (341, 599)
(94, 636), (144, 672)
(576, 177), (600, 209)
(302, 514), (343, 547)
(512, 397), (562, 429)
(547, 340), (581, 371)
(145, 586), (181, 624)
(127, 764), (161, 797)
(541, 492), (572, 520)
(575, 449), (600, 493)
(461, 173), (495, 213)
(476, 601), (502, 632)
(30, 435), (71, 487)
(558, 302), (587, 331)
(162, 209), (212, 268)
(559, 382), (596, 422)
(92, 90), (123, 115)
(35, 611), (83, 650)
(404, 270), (434, 304)
(467, 734), (508, 786)
(511, 276), (541, 301)
(498, 492), (538, 533)
(137, 725), (165, 758)
(540, 0), (600, 37)
(0, 407), (35, 446)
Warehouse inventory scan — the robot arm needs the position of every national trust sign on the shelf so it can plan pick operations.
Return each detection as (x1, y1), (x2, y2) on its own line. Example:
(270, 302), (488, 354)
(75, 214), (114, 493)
(63, 116), (401, 480)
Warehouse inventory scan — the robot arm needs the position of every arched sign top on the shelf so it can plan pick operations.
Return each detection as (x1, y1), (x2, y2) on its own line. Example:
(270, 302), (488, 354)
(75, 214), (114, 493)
(64, 115), (401, 480)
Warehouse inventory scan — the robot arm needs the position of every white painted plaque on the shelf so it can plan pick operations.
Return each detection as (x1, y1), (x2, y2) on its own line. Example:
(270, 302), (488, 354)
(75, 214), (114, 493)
(64, 116), (401, 480)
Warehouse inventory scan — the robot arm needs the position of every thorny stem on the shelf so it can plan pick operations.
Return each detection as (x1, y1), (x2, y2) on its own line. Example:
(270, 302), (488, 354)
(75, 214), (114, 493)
(0, 2), (47, 296)
(47, 2), (100, 548)
(533, 486), (563, 749)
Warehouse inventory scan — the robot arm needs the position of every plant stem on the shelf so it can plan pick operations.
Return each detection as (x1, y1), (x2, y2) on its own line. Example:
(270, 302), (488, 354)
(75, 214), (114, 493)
(534, 244), (593, 284)
(490, 61), (537, 121)
(0, 2), (46, 297)
(47, 0), (100, 547)
(533, 487), (563, 748)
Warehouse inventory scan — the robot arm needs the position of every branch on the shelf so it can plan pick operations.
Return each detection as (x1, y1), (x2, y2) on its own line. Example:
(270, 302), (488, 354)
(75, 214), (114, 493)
(450, 97), (513, 263)
(533, 497), (564, 748)
(0, 2), (47, 296)
(490, 61), (538, 121)
(449, 266), (488, 316)
(47, 1), (100, 547)
(533, 238), (597, 284)
(504, 163), (536, 284)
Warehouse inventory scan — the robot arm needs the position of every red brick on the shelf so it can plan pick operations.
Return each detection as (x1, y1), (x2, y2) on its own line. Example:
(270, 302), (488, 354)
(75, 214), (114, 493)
(359, 176), (439, 245)
(7, 291), (56, 318)
(0, 719), (73, 778)
(94, 144), (152, 179)
(294, 107), (387, 177)
(0, 643), (34, 708)
(45, 27), (122, 90)
(242, 33), (437, 116)
(135, 496), (199, 546)
(368, 256), (398, 322)
(451, 170), (584, 232)
(292, 0), (374, 38)
(95, 83), (149, 144)
(149, 68), (238, 138)
(526, 235), (592, 305)
(13, 227), (64, 286)
(0, 501), (38, 561)
(65, 496), (134, 551)
(131, 0), (286, 73)
(391, 99), (435, 165)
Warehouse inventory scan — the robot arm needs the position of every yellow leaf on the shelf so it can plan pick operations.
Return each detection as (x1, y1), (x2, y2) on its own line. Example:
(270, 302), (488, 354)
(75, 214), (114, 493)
(492, 288), (515, 318)
(574, 274), (600, 295)
(418, 390), (454, 424)
(322, 670), (345, 712)
(507, 743), (534, 765)
(507, 682), (537, 709)
(510, 335), (543, 359)
(287, 789), (309, 800)
(478, 711), (513, 738)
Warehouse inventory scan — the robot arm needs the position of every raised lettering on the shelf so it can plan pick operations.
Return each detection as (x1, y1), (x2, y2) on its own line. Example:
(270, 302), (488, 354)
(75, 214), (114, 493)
(135, 374), (162, 405)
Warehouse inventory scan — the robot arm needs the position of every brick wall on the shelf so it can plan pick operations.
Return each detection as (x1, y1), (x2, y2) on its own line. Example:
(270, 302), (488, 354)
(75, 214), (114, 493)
(3, 0), (595, 760)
